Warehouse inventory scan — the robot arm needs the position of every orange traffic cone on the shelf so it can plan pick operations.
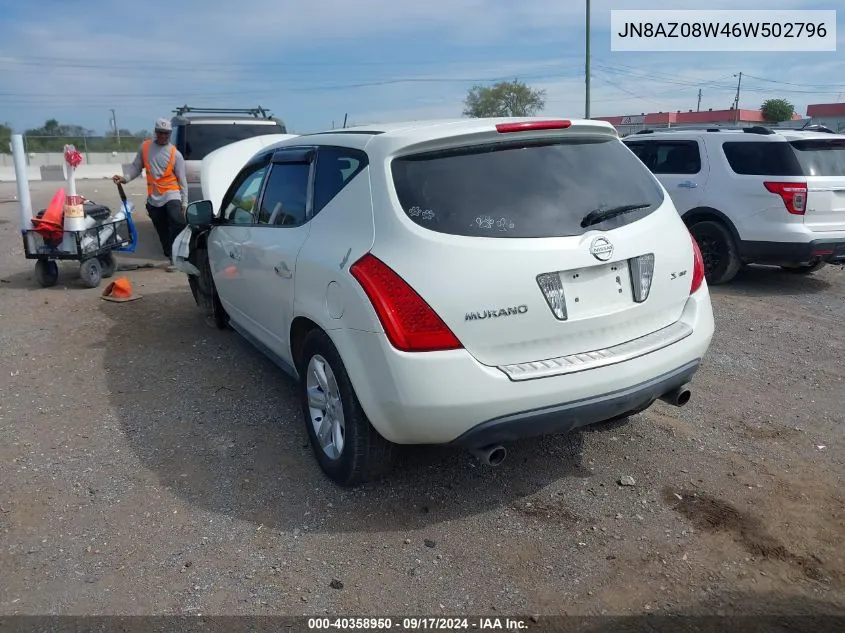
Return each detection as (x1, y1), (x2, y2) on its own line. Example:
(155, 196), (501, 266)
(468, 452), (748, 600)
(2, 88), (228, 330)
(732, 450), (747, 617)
(101, 276), (141, 302)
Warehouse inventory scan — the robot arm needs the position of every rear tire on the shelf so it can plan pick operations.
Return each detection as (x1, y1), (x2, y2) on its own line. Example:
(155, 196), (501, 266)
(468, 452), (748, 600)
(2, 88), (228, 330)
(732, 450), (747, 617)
(689, 220), (742, 285)
(34, 260), (58, 288)
(781, 260), (826, 274)
(298, 329), (396, 487)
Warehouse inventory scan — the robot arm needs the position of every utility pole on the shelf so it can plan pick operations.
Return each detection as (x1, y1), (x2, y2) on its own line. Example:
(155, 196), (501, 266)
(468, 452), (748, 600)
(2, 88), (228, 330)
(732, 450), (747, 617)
(697, 89), (702, 112)
(110, 109), (121, 148)
(733, 72), (742, 123)
(585, 0), (591, 119)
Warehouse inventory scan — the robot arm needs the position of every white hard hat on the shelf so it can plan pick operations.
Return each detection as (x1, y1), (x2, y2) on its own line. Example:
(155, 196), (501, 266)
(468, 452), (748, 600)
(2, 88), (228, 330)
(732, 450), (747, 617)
(154, 118), (173, 132)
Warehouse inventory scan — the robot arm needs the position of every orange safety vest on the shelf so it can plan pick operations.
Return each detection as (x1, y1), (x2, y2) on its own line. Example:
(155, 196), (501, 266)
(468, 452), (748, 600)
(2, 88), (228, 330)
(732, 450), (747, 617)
(142, 139), (181, 197)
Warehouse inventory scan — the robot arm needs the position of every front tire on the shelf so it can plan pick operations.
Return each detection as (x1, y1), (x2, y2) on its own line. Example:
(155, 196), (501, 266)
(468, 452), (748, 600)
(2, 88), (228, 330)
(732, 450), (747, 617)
(194, 247), (229, 329)
(298, 329), (395, 487)
(689, 220), (742, 285)
(79, 258), (103, 288)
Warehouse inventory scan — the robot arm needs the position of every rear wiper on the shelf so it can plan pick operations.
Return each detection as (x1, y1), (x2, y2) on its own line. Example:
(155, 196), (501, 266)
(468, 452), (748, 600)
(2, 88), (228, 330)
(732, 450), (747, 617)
(580, 203), (651, 228)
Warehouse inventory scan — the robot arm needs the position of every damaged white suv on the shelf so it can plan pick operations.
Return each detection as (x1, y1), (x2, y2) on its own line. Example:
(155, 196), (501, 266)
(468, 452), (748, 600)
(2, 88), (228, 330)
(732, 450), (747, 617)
(180, 117), (716, 487)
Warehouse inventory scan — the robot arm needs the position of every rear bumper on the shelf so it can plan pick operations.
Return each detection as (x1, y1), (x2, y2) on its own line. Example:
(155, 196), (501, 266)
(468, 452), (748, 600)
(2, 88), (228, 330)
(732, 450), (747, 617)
(329, 288), (715, 446)
(740, 238), (845, 264)
(450, 360), (699, 448)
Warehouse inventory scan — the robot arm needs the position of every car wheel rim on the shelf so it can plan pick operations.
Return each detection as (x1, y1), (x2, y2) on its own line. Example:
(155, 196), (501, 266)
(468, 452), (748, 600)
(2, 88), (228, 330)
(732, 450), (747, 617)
(306, 354), (345, 460)
(698, 234), (721, 274)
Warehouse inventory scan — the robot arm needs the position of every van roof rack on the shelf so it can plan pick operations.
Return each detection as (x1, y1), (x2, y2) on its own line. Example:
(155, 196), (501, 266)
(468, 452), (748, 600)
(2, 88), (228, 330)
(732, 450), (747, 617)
(172, 105), (273, 119)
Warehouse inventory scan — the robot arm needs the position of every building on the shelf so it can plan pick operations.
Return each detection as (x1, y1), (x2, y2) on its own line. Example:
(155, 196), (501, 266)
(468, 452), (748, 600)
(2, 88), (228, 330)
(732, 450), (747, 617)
(806, 103), (845, 133)
(594, 108), (804, 136)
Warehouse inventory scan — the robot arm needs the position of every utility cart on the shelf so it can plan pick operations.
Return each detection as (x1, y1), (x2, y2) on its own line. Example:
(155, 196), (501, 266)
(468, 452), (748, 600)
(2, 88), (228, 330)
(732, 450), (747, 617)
(22, 183), (137, 289)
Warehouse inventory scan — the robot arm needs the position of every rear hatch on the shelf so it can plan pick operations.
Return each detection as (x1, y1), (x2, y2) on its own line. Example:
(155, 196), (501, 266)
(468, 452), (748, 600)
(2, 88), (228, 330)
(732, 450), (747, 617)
(377, 122), (698, 368)
(789, 136), (845, 232)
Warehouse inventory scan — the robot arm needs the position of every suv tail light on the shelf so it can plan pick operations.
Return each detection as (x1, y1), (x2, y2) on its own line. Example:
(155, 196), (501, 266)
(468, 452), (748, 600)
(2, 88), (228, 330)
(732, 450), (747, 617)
(690, 232), (705, 294)
(764, 181), (807, 215)
(350, 254), (463, 352)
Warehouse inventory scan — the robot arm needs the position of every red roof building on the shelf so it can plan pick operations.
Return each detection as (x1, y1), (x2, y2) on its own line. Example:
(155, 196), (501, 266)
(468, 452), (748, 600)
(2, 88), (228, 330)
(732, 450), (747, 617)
(594, 108), (803, 128)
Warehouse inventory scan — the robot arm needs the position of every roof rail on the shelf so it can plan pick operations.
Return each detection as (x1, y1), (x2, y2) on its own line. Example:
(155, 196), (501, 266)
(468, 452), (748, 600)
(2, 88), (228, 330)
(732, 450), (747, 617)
(799, 124), (836, 134)
(634, 129), (654, 134)
(742, 125), (775, 135)
(172, 105), (273, 118)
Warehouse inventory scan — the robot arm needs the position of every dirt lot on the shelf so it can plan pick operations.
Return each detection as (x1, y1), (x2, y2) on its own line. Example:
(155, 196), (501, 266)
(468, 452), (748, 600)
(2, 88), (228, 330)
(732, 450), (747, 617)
(1, 178), (844, 620)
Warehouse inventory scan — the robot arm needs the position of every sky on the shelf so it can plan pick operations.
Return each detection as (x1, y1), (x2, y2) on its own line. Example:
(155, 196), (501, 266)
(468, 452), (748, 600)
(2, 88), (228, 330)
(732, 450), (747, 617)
(0, 0), (842, 136)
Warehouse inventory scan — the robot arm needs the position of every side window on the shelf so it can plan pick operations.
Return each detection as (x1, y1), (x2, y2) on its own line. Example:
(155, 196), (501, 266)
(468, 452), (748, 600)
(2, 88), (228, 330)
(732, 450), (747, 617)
(313, 147), (369, 215)
(221, 165), (268, 224)
(651, 141), (701, 175)
(256, 162), (311, 226)
(722, 141), (802, 176)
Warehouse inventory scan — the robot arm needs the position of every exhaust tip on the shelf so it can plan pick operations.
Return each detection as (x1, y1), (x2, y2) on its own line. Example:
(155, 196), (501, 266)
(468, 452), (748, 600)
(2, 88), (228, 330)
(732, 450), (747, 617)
(488, 446), (507, 466)
(659, 384), (692, 407)
(469, 444), (507, 467)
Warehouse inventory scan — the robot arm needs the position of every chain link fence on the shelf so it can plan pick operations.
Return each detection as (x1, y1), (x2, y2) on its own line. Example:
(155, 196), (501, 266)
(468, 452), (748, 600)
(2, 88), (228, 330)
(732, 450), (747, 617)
(0, 135), (150, 169)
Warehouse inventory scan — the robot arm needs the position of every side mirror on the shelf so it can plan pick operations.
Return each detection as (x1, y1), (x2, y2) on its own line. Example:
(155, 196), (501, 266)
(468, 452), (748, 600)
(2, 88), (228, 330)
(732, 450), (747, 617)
(186, 200), (214, 226)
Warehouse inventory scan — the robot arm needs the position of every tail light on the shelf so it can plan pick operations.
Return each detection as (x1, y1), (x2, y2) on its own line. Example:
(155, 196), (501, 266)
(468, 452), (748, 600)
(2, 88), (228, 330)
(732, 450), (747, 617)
(764, 181), (807, 215)
(690, 232), (705, 294)
(350, 254), (463, 352)
(628, 254), (655, 302)
(536, 272), (568, 320)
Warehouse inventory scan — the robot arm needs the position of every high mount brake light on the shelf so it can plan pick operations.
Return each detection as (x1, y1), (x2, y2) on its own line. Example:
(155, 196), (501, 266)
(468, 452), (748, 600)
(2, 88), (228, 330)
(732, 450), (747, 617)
(764, 181), (807, 215)
(349, 254), (463, 353)
(495, 120), (572, 133)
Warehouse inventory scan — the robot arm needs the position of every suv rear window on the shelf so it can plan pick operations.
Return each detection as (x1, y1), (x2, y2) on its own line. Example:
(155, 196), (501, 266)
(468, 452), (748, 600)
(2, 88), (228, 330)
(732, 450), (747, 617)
(390, 138), (664, 238)
(789, 139), (845, 176)
(721, 141), (802, 176)
(179, 123), (285, 161)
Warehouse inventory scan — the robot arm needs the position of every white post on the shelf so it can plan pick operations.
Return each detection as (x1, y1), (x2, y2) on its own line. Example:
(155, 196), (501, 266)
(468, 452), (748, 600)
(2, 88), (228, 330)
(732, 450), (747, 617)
(11, 134), (33, 233)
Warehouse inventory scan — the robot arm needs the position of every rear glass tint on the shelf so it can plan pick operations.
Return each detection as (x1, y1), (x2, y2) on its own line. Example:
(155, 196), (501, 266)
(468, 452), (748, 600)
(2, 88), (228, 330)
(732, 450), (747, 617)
(789, 139), (845, 176)
(721, 141), (803, 176)
(390, 138), (664, 238)
(182, 123), (284, 160)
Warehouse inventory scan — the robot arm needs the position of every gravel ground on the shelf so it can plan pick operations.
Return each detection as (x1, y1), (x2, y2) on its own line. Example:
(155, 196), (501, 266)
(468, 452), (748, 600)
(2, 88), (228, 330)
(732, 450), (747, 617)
(1, 179), (844, 619)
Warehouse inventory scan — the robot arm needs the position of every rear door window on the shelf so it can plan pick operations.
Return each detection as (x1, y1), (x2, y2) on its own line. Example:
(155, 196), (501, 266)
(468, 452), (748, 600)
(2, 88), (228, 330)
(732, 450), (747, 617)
(789, 139), (845, 176)
(721, 141), (803, 176)
(390, 138), (664, 238)
(184, 123), (285, 161)
(624, 140), (701, 174)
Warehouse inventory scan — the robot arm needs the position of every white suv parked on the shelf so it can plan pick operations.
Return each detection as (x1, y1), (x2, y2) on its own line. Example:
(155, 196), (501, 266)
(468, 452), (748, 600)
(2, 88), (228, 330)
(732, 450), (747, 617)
(181, 117), (715, 486)
(623, 126), (845, 284)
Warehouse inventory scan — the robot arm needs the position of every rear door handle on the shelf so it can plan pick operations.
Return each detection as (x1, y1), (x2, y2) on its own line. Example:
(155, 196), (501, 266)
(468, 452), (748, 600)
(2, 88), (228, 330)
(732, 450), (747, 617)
(274, 262), (292, 278)
(678, 181), (698, 189)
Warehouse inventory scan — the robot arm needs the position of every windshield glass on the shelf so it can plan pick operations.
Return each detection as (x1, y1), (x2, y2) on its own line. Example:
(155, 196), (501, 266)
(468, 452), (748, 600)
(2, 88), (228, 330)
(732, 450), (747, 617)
(390, 138), (664, 238)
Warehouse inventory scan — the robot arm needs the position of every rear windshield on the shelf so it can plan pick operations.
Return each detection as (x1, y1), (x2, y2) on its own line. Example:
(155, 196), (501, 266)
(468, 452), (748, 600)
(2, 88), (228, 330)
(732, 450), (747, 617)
(390, 138), (664, 238)
(180, 123), (285, 160)
(789, 139), (845, 176)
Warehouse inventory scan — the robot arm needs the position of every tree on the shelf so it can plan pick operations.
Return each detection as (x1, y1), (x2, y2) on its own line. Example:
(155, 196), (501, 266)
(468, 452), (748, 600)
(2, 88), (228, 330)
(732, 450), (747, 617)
(463, 79), (546, 118)
(761, 98), (795, 123)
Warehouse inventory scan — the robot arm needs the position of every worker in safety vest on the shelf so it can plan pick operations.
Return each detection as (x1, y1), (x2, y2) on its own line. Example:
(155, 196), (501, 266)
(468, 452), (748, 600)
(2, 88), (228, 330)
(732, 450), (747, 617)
(113, 118), (188, 270)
